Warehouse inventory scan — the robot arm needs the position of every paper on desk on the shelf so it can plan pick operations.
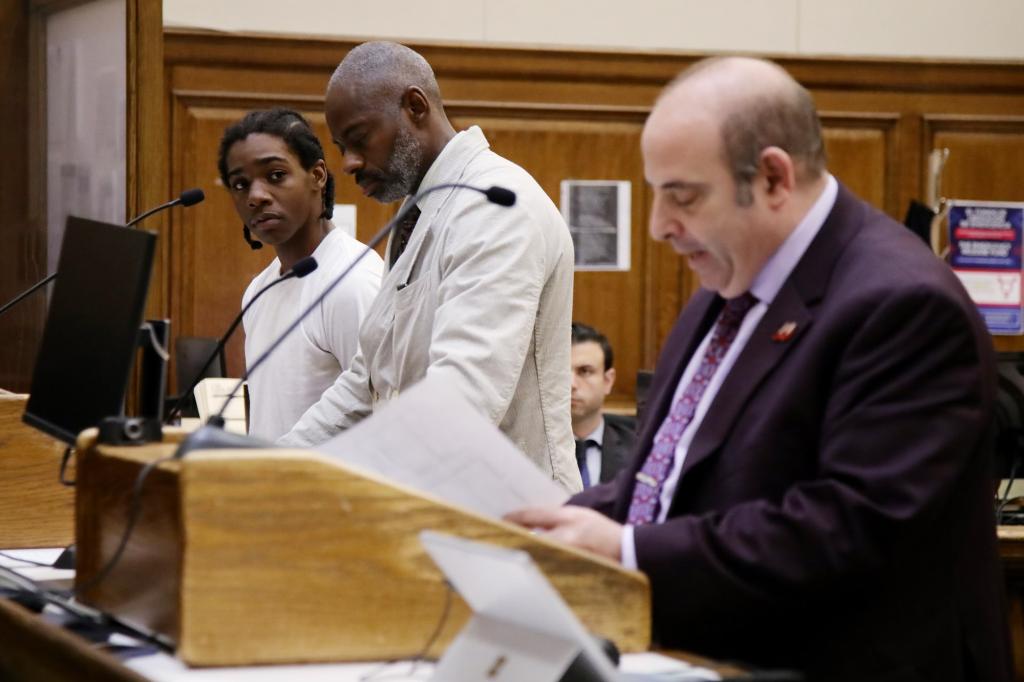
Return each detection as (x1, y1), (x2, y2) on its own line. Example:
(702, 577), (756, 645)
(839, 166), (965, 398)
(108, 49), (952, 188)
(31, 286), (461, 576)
(315, 376), (569, 518)
(619, 652), (722, 680)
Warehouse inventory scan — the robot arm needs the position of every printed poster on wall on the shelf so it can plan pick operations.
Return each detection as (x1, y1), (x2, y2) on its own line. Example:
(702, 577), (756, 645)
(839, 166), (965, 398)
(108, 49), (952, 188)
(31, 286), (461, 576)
(560, 180), (631, 271)
(948, 200), (1024, 335)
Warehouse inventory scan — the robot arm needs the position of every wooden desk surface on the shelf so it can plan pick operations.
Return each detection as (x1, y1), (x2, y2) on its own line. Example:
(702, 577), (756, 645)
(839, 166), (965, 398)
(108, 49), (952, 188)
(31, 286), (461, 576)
(0, 597), (147, 682)
(0, 594), (748, 680)
(0, 394), (74, 548)
(998, 526), (1024, 682)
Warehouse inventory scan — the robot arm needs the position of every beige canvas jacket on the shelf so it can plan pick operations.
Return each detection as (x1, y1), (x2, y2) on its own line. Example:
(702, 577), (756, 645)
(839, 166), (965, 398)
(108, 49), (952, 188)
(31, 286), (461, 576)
(280, 127), (581, 493)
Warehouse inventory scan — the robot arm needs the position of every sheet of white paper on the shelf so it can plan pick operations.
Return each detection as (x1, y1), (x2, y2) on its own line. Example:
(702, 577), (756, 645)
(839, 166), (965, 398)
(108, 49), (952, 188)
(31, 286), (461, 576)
(126, 653), (435, 681)
(315, 376), (568, 518)
(433, 616), (580, 682)
(421, 531), (618, 682)
(619, 652), (721, 680)
(0, 548), (73, 584)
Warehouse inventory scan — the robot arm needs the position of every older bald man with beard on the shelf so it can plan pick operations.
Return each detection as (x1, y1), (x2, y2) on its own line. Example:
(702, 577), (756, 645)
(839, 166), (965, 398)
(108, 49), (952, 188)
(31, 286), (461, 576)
(280, 41), (581, 494)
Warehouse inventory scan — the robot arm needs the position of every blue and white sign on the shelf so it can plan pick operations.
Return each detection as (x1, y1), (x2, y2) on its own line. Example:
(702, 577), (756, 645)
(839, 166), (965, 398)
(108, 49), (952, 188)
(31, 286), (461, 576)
(949, 200), (1024, 335)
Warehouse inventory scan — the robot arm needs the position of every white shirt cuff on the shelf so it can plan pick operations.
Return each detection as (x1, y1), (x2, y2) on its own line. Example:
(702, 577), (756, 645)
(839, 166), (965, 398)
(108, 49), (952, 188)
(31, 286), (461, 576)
(621, 524), (638, 570)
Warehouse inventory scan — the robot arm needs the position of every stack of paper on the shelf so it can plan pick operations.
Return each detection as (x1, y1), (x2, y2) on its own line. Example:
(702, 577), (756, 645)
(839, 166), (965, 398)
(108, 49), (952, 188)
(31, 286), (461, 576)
(193, 378), (247, 434)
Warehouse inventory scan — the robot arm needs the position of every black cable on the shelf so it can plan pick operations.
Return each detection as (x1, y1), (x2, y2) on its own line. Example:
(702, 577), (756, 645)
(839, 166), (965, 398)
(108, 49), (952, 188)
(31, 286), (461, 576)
(997, 456), (1020, 524)
(359, 581), (454, 681)
(0, 273), (56, 317)
(73, 454), (176, 598)
(0, 563), (173, 652)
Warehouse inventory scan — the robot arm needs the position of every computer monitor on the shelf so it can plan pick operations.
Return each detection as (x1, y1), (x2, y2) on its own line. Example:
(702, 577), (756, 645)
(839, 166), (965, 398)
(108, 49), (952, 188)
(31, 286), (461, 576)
(23, 216), (157, 444)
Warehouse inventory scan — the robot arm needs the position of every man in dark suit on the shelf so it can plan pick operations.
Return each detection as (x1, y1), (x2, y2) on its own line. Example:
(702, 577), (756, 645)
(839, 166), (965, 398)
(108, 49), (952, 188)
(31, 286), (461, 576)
(570, 322), (636, 487)
(508, 56), (1011, 681)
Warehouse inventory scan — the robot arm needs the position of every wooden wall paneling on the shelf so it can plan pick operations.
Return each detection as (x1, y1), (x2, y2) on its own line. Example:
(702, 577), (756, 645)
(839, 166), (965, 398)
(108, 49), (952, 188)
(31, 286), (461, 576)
(785, 58), (1024, 97)
(926, 115), (1024, 202)
(162, 30), (1024, 103)
(0, 1), (41, 392)
(127, 0), (168, 317)
(924, 115), (1024, 353)
(163, 29), (1024, 407)
(643, 229), (692, 372)
(894, 113), (924, 224)
(820, 112), (900, 216)
(123, 0), (167, 413)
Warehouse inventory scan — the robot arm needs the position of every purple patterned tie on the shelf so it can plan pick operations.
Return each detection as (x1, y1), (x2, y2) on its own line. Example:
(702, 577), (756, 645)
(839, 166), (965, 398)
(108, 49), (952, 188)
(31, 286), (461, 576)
(627, 292), (758, 525)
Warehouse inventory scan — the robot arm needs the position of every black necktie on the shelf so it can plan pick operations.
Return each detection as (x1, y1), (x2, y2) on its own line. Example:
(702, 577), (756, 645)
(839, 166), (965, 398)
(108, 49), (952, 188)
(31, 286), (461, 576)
(390, 205), (421, 268)
(574, 439), (598, 488)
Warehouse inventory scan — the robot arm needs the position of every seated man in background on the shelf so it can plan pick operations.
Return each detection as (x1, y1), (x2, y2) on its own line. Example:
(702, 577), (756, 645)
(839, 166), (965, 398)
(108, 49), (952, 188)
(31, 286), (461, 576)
(570, 322), (635, 488)
(280, 42), (580, 493)
(509, 56), (1011, 681)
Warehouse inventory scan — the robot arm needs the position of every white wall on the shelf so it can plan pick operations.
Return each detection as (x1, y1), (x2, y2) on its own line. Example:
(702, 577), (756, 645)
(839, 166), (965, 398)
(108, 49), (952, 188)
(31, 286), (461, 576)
(47, 0), (126, 273)
(164, 0), (1024, 60)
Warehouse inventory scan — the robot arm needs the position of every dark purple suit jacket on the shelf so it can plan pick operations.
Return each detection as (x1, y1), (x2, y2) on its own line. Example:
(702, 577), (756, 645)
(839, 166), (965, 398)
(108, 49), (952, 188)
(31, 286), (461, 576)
(572, 185), (1012, 681)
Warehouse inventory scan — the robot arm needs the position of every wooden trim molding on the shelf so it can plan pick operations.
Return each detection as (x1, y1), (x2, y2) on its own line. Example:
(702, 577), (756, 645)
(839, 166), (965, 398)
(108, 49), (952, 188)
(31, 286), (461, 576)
(164, 28), (1024, 95)
(127, 0), (169, 318)
(820, 111), (903, 217)
(923, 113), (1024, 134)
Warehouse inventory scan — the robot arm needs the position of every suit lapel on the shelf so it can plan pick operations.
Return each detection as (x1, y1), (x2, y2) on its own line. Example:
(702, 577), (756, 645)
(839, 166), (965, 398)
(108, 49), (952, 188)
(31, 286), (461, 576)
(672, 183), (864, 486)
(600, 420), (623, 483)
(677, 281), (813, 480)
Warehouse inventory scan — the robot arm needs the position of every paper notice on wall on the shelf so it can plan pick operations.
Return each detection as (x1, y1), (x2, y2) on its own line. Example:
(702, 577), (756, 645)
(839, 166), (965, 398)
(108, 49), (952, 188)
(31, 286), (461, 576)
(949, 200), (1024, 335)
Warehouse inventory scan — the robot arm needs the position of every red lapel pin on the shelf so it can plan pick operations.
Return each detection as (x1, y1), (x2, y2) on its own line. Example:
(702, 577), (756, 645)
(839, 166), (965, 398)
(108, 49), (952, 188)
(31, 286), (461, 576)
(772, 321), (798, 342)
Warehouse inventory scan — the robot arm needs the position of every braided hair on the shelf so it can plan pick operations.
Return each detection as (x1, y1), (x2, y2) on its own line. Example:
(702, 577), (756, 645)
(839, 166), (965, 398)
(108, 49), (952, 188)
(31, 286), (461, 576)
(218, 108), (336, 250)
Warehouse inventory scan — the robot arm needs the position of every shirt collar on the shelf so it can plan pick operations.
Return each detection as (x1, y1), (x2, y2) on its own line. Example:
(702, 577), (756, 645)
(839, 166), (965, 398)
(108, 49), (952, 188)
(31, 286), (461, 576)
(581, 418), (606, 446)
(749, 173), (837, 305)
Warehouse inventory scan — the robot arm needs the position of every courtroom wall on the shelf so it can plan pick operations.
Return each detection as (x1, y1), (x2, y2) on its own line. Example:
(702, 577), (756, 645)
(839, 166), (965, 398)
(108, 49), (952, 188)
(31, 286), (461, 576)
(163, 0), (1024, 60)
(160, 30), (1024, 406)
(0, 1), (42, 392)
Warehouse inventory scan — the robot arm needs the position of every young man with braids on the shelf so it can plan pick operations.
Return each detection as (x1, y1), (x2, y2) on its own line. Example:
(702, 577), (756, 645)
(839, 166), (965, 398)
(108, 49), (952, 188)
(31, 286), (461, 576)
(218, 108), (383, 441)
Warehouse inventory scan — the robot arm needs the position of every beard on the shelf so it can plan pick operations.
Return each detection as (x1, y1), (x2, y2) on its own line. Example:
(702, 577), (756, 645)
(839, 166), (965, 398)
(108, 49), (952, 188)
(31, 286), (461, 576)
(372, 126), (423, 203)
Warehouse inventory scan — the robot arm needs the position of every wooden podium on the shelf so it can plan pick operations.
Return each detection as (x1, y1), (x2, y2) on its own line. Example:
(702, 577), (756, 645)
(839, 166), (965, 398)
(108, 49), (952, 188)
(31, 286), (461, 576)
(74, 429), (651, 667)
(0, 394), (74, 548)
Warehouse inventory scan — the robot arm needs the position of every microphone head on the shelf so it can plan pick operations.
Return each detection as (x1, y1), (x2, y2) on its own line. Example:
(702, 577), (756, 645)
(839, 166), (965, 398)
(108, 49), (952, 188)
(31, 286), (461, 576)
(484, 186), (516, 207)
(291, 256), (318, 278)
(179, 188), (205, 207)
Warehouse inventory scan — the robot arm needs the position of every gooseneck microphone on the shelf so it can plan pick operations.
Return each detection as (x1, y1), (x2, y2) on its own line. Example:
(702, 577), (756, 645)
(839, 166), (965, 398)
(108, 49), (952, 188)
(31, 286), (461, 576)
(0, 189), (207, 319)
(0, 274), (56, 317)
(174, 183), (517, 458)
(482, 185), (516, 207)
(125, 188), (205, 228)
(164, 255), (318, 424)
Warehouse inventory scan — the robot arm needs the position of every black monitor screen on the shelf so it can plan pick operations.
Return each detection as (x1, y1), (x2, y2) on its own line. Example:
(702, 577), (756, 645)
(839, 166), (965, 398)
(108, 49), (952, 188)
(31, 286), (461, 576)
(23, 216), (156, 444)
